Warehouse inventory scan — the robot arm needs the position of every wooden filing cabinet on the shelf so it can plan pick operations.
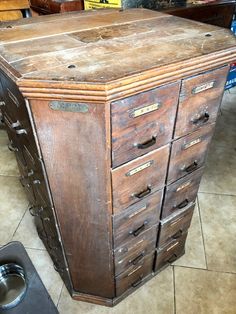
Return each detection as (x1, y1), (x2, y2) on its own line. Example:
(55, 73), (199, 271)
(0, 9), (235, 306)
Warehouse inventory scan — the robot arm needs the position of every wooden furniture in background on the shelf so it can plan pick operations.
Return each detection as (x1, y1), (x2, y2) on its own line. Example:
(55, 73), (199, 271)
(0, 0), (30, 21)
(30, 0), (84, 14)
(163, 0), (236, 29)
(0, 9), (235, 306)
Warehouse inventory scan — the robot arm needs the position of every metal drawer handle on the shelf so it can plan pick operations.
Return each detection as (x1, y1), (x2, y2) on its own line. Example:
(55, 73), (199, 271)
(134, 186), (151, 199)
(167, 254), (178, 263)
(134, 136), (157, 150)
(29, 206), (43, 217)
(130, 221), (148, 237)
(16, 128), (27, 135)
(129, 251), (145, 265)
(131, 275), (143, 288)
(192, 112), (209, 124)
(185, 161), (198, 173)
(0, 101), (6, 106)
(172, 229), (183, 239)
(174, 199), (189, 210)
(8, 141), (18, 152)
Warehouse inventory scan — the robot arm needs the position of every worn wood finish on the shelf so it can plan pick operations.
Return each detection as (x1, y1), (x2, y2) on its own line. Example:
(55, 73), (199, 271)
(161, 167), (204, 219)
(116, 253), (154, 296)
(167, 123), (215, 184)
(111, 82), (180, 167)
(0, 9), (235, 306)
(29, 99), (115, 298)
(112, 145), (169, 212)
(0, 10), (235, 102)
(175, 66), (229, 138)
(113, 190), (162, 248)
(158, 203), (195, 248)
(154, 232), (187, 272)
(114, 226), (158, 262)
(114, 234), (156, 276)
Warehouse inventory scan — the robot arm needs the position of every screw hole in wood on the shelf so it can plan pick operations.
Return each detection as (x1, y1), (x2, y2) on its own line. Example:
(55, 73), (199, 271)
(68, 64), (76, 69)
(205, 33), (212, 37)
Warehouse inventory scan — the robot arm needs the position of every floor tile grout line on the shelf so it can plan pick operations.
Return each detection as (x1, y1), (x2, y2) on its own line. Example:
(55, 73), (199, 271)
(198, 191), (236, 198)
(174, 264), (236, 276)
(11, 205), (29, 240)
(56, 283), (64, 308)
(25, 247), (47, 251)
(0, 174), (20, 178)
(172, 266), (176, 314)
(196, 196), (208, 270)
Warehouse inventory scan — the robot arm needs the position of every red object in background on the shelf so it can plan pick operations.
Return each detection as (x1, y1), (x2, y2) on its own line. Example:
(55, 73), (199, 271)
(30, 0), (84, 14)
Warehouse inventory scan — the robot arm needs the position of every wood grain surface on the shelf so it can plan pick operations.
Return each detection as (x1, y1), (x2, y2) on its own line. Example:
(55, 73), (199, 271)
(0, 9), (235, 101)
(30, 99), (115, 298)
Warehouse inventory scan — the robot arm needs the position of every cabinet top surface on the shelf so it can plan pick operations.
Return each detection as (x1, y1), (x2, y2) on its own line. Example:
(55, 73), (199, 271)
(0, 8), (235, 100)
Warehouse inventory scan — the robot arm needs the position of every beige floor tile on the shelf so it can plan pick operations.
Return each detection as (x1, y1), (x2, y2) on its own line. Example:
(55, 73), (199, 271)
(0, 130), (19, 176)
(212, 110), (236, 148)
(175, 266), (236, 314)
(199, 145), (236, 195)
(0, 176), (28, 245)
(12, 209), (45, 250)
(221, 88), (236, 113)
(173, 203), (206, 269)
(58, 267), (174, 314)
(26, 248), (63, 305)
(198, 193), (236, 273)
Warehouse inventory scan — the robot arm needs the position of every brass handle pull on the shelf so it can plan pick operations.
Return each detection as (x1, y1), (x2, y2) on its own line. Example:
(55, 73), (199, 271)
(185, 161), (198, 173)
(135, 136), (156, 149)
(172, 229), (183, 240)
(167, 254), (178, 263)
(192, 112), (209, 124)
(130, 221), (148, 237)
(131, 276), (143, 288)
(134, 186), (151, 199)
(130, 252), (145, 265)
(174, 199), (189, 210)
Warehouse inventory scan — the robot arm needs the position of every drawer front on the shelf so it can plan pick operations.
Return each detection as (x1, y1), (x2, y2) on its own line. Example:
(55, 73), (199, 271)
(175, 66), (229, 138)
(114, 226), (157, 261)
(162, 167), (204, 219)
(115, 238), (156, 276)
(112, 145), (169, 212)
(167, 123), (214, 184)
(158, 203), (194, 248)
(113, 190), (162, 248)
(116, 253), (154, 296)
(155, 232), (187, 271)
(112, 82), (180, 167)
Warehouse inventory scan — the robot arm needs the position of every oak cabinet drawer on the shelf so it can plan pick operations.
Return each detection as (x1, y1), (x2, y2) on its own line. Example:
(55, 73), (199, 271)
(114, 225), (157, 259)
(158, 203), (194, 248)
(111, 82), (180, 168)
(175, 66), (229, 138)
(162, 167), (204, 219)
(155, 232), (187, 271)
(114, 238), (156, 276)
(113, 190), (162, 248)
(116, 253), (154, 296)
(167, 123), (214, 184)
(112, 145), (169, 212)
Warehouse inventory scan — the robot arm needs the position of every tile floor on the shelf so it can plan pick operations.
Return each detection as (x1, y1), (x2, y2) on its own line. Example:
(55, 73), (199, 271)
(0, 88), (235, 314)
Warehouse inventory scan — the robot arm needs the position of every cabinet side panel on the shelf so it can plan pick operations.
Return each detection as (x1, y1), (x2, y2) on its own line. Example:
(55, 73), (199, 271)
(30, 99), (114, 298)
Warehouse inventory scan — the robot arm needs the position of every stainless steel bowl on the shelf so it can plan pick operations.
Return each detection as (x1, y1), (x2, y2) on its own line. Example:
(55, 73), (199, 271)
(0, 263), (27, 310)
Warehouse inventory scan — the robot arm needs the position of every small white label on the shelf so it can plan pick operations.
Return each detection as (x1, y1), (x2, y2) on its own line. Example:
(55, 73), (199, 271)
(192, 81), (215, 94)
(176, 181), (191, 192)
(130, 103), (161, 118)
(184, 138), (201, 150)
(126, 160), (153, 176)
